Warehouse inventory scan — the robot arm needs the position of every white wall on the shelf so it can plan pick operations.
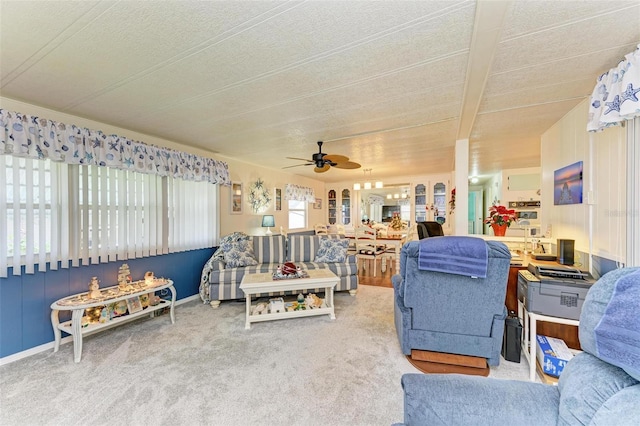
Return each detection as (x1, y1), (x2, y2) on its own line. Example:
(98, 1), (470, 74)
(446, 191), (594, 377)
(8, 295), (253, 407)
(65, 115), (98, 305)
(502, 167), (541, 203)
(540, 99), (627, 264)
(0, 97), (326, 238)
(221, 159), (325, 236)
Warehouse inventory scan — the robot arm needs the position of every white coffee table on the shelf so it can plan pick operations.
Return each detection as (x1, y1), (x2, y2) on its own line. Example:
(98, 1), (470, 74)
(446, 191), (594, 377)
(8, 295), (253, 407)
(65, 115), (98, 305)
(239, 269), (339, 329)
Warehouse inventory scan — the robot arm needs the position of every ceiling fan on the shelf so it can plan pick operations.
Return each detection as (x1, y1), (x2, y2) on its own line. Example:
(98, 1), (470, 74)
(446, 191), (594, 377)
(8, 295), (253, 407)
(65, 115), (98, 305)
(284, 141), (361, 173)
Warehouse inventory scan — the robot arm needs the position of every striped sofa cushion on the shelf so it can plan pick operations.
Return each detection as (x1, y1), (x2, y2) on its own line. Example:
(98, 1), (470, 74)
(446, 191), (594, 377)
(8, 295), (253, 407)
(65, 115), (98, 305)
(288, 235), (321, 262)
(252, 235), (286, 264)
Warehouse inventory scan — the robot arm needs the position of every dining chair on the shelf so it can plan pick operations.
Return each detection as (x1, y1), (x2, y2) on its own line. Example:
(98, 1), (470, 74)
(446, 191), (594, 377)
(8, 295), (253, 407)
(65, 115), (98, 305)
(355, 226), (385, 277)
(314, 223), (328, 235)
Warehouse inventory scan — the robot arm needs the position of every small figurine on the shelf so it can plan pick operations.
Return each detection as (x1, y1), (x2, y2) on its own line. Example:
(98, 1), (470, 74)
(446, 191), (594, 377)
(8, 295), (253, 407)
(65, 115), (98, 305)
(88, 276), (101, 299)
(118, 264), (132, 292)
(99, 307), (109, 323)
(144, 271), (155, 285)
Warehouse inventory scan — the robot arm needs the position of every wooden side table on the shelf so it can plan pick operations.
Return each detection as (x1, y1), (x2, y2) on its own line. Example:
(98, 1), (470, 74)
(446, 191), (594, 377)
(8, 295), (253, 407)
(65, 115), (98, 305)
(50, 279), (175, 363)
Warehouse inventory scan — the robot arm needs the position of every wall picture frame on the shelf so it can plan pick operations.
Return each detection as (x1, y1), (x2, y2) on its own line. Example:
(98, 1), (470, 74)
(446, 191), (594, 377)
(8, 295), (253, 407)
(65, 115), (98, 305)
(313, 198), (322, 209)
(275, 188), (282, 211)
(231, 182), (243, 214)
(126, 296), (143, 314)
(553, 161), (583, 205)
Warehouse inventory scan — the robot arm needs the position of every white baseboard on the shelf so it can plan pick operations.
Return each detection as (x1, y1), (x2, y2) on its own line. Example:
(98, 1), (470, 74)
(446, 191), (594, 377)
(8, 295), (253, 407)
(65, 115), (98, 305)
(0, 294), (201, 366)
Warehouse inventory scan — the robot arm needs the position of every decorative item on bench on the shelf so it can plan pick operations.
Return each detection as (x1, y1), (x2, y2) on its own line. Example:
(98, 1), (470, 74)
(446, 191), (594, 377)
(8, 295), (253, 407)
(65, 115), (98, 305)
(118, 263), (132, 292)
(88, 276), (102, 299)
(273, 262), (309, 280)
(269, 297), (285, 313)
(305, 293), (324, 309)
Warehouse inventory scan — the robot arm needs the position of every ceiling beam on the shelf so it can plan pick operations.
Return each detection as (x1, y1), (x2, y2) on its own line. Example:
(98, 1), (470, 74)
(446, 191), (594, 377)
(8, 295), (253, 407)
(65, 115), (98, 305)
(456, 0), (512, 140)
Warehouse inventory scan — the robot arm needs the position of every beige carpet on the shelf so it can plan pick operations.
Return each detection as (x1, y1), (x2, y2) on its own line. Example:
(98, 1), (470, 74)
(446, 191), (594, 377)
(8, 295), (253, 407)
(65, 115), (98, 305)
(0, 285), (530, 426)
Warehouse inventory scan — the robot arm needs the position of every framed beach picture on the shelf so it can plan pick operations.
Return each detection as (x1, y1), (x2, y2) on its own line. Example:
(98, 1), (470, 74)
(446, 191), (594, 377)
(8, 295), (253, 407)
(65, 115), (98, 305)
(554, 161), (583, 205)
(231, 182), (243, 214)
(275, 188), (282, 211)
(126, 296), (143, 314)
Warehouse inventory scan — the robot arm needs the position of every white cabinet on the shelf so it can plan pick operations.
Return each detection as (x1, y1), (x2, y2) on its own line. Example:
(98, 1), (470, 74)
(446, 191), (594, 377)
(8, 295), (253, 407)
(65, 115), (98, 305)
(327, 188), (352, 225)
(414, 176), (451, 230)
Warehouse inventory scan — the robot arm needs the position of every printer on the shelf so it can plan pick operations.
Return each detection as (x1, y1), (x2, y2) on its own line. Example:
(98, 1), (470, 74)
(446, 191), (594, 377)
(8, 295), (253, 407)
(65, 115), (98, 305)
(518, 262), (595, 320)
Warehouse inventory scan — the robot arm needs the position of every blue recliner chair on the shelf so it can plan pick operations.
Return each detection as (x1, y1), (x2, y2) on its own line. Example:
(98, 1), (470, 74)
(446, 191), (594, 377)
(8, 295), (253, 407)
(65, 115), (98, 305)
(393, 238), (511, 366)
(395, 267), (640, 425)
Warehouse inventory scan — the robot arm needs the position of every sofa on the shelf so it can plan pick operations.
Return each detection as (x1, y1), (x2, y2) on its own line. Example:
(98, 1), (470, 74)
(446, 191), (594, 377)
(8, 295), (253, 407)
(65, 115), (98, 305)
(200, 233), (358, 305)
(394, 267), (640, 425)
(393, 238), (511, 366)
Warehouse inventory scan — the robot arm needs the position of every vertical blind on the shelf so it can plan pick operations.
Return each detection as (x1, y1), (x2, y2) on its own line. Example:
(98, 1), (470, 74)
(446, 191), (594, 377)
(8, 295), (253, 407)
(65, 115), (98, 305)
(1, 156), (219, 277)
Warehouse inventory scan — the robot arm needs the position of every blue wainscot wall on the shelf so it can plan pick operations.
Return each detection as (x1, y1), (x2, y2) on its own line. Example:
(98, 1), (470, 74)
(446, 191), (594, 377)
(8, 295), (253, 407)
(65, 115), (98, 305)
(0, 248), (214, 359)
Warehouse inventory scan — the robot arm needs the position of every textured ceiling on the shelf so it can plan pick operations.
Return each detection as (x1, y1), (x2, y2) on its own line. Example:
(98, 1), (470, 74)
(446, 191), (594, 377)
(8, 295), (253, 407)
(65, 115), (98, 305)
(1, 0), (639, 183)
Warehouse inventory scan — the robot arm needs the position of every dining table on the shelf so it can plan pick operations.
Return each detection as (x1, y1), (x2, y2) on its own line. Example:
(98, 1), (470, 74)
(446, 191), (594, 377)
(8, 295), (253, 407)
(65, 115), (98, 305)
(347, 234), (406, 273)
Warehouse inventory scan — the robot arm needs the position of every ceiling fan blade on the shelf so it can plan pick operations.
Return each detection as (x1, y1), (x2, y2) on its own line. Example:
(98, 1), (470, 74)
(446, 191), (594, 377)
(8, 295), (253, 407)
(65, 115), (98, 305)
(286, 157), (314, 162)
(333, 161), (361, 169)
(314, 164), (330, 173)
(282, 163), (312, 169)
(322, 154), (349, 164)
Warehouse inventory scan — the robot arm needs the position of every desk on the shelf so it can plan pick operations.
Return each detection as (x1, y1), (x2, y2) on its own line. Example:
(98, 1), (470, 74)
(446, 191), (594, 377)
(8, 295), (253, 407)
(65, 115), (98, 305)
(51, 279), (175, 362)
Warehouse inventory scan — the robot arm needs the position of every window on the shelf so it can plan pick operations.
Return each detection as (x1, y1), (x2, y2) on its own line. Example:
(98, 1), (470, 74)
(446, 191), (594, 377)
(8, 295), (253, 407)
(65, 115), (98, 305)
(288, 199), (307, 230)
(1, 156), (219, 277)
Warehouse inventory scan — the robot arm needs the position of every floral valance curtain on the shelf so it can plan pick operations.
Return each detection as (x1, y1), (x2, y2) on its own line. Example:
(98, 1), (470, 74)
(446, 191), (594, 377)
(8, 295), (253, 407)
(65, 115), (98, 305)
(0, 109), (230, 185)
(587, 44), (640, 132)
(285, 183), (315, 202)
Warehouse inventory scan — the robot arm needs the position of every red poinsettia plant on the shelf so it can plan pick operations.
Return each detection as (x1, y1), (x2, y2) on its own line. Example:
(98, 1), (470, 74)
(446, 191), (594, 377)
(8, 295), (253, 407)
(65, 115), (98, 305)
(484, 204), (517, 227)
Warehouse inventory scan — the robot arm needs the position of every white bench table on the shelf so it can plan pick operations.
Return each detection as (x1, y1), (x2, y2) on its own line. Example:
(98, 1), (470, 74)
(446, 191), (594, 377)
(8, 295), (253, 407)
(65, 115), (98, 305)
(50, 279), (175, 363)
(239, 269), (339, 329)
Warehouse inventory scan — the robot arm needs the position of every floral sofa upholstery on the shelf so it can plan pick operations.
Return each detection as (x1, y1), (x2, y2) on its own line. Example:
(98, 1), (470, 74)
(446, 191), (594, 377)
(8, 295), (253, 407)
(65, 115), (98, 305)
(199, 233), (358, 304)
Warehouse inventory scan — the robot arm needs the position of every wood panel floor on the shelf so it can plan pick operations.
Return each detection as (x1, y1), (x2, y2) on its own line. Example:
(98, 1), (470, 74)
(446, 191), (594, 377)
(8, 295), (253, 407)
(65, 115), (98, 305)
(357, 259), (394, 288)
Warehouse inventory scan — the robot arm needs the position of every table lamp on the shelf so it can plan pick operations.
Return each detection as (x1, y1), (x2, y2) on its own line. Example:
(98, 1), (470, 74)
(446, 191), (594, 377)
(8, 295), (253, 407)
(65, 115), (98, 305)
(262, 215), (275, 236)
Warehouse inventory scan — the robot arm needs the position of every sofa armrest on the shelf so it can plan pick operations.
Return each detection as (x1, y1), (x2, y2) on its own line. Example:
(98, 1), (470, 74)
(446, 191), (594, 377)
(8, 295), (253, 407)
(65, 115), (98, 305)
(400, 374), (559, 426)
(210, 260), (225, 271)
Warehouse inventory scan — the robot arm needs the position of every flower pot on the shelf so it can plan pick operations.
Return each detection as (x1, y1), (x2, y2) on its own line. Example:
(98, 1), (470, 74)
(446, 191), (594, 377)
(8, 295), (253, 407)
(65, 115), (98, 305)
(491, 223), (508, 236)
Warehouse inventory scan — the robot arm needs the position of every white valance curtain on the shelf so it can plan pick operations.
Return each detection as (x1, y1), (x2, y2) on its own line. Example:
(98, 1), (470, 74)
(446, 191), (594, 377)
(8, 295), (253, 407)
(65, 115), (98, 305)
(0, 109), (230, 185)
(284, 183), (315, 202)
(365, 195), (385, 206)
(587, 44), (640, 132)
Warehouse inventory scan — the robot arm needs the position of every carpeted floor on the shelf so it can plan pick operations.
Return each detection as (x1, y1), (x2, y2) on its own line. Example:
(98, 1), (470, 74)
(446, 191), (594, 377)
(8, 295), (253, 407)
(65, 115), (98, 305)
(0, 285), (530, 426)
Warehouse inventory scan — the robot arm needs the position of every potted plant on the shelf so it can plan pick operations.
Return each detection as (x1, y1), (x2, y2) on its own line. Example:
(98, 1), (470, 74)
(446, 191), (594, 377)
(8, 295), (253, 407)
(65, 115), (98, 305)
(484, 204), (517, 236)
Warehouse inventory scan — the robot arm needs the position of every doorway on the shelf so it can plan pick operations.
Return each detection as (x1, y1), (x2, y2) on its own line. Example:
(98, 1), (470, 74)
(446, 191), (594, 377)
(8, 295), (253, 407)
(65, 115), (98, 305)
(468, 189), (484, 234)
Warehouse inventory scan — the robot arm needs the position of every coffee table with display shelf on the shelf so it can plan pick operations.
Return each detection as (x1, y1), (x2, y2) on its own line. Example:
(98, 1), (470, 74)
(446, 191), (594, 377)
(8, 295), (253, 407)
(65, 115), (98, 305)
(239, 269), (339, 329)
(50, 278), (175, 363)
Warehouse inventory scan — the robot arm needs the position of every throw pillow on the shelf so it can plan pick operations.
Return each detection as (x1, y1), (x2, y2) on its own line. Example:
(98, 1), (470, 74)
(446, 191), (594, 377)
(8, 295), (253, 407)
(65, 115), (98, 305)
(314, 238), (349, 263)
(221, 239), (258, 268)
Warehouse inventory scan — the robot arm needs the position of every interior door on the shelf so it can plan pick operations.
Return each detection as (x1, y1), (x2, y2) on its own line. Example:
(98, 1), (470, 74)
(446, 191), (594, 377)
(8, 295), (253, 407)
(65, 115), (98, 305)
(468, 189), (484, 234)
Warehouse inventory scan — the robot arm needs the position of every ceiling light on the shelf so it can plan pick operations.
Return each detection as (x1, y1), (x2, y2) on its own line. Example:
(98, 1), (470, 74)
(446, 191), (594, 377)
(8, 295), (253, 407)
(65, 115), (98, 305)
(471, 176), (479, 184)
